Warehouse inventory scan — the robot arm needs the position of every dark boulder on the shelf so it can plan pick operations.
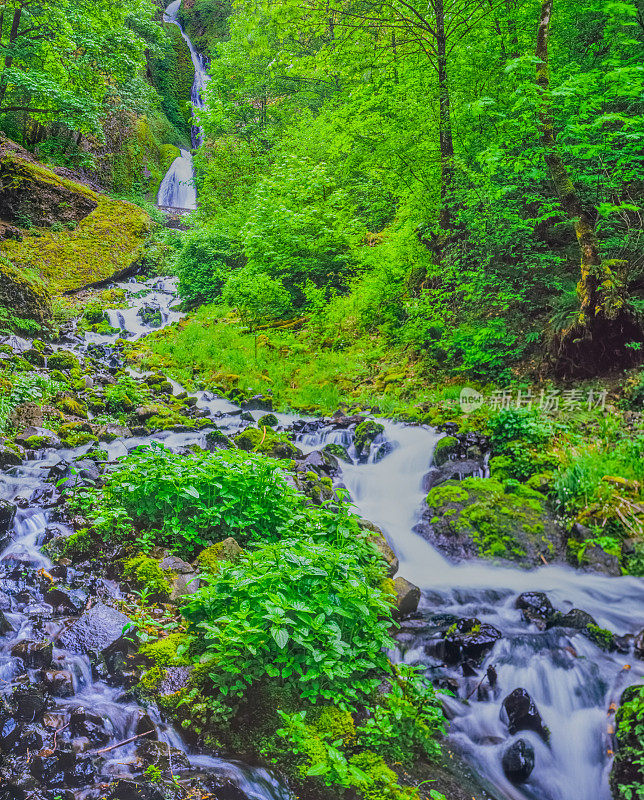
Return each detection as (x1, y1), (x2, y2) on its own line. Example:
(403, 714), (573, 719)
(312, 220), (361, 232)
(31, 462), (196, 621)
(501, 688), (549, 741)
(515, 592), (555, 628)
(40, 669), (74, 698)
(392, 577), (421, 618)
(11, 640), (53, 669)
(0, 499), (16, 546)
(241, 394), (273, 411)
(443, 618), (502, 665)
(58, 602), (131, 657)
(501, 738), (535, 784)
(549, 608), (597, 630)
(11, 684), (48, 723)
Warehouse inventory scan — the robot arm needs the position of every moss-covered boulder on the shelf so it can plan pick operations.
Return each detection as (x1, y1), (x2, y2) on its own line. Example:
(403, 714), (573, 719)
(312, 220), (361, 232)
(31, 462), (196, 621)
(0, 138), (150, 292)
(195, 537), (243, 574)
(422, 477), (563, 566)
(234, 426), (302, 459)
(353, 419), (384, 461)
(48, 350), (80, 372)
(0, 257), (52, 324)
(610, 685), (644, 800)
(433, 435), (459, 467)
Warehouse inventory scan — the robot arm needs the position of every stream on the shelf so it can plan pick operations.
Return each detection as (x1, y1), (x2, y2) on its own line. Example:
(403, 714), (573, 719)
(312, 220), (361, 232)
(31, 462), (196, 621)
(1, 276), (643, 800)
(156, 0), (209, 211)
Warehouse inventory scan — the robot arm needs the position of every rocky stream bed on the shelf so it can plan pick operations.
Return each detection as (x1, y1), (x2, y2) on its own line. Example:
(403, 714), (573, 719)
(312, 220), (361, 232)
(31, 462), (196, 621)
(1, 276), (643, 800)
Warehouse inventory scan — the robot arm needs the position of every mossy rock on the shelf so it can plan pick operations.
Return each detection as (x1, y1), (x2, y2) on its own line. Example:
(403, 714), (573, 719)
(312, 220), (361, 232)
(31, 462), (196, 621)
(354, 419), (384, 459)
(0, 145), (151, 292)
(323, 442), (352, 463)
(434, 435), (459, 467)
(56, 396), (88, 419)
(195, 537), (243, 574)
(48, 350), (80, 372)
(610, 685), (644, 800)
(257, 413), (279, 428)
(234, 426), (302, 459)
(424, 477), (563, 566)
(140, 633), (191, 667)
(0, 257), (52, 324)
(123, 553), (174, 597)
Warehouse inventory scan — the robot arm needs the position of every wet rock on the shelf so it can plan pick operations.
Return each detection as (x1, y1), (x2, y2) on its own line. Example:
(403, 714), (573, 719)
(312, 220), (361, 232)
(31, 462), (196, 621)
(434, 436), (459, 467)
(515, 591), (555, 628)
(70, 708), (111, 744)
(44, 587), (80, 614)
(11, 639), (53, 669)
(28, 483), (61, 507)
(0, 440), (24, 468)
(11, 684), (48, 722)
(392, 576), (421, 618)
(353, 419), (384, 462)
(99, 423), (132, 441)
(108, 780), (166, 800)
(31, 747), (96, 788)
(0, 499), (16, 548)
(580, 544), (621, 576)
(15, 426), (61, 448)
(137, 739), (190, 776)
(421, 477), (563, 567)
(443, 618), (502, 665)
(0, 609), (14, 634)
(158, 665), (194, 695)
(138, 304), (163, 328)
(635, 628), (644, 659)
(502, 738), (535, 784)
(610, 684), (644, 799)
(241, 394), (273, 411)
(358, 520), (399, 577)
(501, 688), (549, 741)
(58, 602), (131, 657)
(205, 428), (233, 451)
(323, 442), (352, 463)
(134, 405), (162, 422)
(40, 669), (74, 697)
(302, 449), (339, 476)
(159, 554), (199, 602)
(240, 411), (255, 422)
(549, 608), (597, 630)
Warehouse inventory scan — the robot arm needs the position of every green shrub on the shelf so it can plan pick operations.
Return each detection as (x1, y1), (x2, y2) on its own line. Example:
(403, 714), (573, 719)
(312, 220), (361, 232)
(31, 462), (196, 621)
(182, 536), (394, 706)
(177, 227), (243, 308)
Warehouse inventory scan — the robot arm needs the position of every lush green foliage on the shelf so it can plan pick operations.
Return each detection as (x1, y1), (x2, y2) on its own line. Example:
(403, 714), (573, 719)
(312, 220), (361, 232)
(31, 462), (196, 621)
(182, 535), (393, 706)
(0, 371), (63, 432)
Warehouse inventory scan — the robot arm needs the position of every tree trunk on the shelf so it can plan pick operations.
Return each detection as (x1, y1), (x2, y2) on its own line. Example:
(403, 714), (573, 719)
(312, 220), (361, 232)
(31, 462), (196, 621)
(0, 6), (23, 110)
(536, 0), (603, 321)
(435, 0), (455, 231)
(536, 0), (642, 372)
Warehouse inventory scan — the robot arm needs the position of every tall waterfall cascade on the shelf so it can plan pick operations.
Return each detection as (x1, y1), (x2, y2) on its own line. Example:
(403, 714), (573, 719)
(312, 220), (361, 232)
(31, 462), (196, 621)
(156, 0), (209, 210)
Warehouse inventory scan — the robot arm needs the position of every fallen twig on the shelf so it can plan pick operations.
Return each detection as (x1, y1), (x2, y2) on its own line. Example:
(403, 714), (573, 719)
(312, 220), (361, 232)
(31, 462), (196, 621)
(92, 729), (155, 755)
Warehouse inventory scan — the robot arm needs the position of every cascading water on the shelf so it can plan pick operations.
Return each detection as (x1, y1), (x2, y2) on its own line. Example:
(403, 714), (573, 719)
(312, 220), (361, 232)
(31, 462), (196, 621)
(156, 0), (210, 209)
(1, 278), (642, 799)
(297, 421), (644, 800)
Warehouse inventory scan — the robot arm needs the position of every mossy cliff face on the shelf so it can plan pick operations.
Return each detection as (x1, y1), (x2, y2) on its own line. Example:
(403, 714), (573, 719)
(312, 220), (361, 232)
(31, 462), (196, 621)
(0, 258), (52, 324)
(0, 151), (97, 227)
(420, 477), (564, 566)
(0, 140), (151, 294)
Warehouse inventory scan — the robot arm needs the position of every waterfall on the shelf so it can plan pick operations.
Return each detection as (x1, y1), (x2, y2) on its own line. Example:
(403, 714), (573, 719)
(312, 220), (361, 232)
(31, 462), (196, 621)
(156, 0), (210, 209)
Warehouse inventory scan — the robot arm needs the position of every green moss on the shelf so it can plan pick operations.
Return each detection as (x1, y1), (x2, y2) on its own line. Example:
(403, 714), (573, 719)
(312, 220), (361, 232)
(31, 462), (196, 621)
(56, 396), (88, 418)
(45, 527), (92, 559)
(23, 435), (53, 449)
(0, 257), (52, 324)
(195, 538), (243, 574)
(258, 413), (279, 428)
(323, 443), (352, 463)
(140, 633), (190, 666)
(433, 435), (459, 466)
(123, 554), (173, 597)
(354, 420), (385, 457)
(62, 433), (98, 447)
(585, 624), (615, 650)
(427, 477), (558, 564)
(48, 350), (80, 371)
(234, 426), (299, 458)
(1, 162), (150, 292)
(311, 705), (356, 746)
(426, 483), (470, 506)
